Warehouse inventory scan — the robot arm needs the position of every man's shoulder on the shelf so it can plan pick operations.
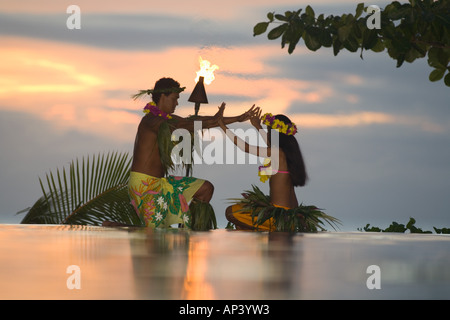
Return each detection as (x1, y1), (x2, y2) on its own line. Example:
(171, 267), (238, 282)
(139, 115), (164, 132)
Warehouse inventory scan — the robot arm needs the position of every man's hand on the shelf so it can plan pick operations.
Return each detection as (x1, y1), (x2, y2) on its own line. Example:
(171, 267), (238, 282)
(238, 104), (258, 122)
(214, 102), (226, 119)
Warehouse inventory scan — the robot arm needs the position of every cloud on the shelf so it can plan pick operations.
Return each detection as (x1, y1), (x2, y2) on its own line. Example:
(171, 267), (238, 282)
(292, 112), (395, 128)
(0, 0), (358, 16)
(0, 12), (252, 51)
(2, 32), (446, 145)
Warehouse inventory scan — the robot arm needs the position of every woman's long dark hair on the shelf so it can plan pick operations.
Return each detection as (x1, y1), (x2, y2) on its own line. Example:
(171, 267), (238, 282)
(269, 115), (308, 187)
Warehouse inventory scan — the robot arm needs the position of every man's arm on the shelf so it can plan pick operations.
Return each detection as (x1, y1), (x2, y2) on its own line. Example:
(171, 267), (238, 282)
(170, 103), (254, 132)
(191, 115), (245, 127)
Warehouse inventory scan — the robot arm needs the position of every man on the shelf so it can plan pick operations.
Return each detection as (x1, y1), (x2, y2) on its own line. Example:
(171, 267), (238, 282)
(128, 77), (254, 230)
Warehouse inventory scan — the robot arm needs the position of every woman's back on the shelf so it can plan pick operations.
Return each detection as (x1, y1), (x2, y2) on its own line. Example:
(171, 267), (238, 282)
(269, 149), (299, 208)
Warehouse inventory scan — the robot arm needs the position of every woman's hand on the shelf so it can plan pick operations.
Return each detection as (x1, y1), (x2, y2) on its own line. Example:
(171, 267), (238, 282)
(250, 107), (262, 129)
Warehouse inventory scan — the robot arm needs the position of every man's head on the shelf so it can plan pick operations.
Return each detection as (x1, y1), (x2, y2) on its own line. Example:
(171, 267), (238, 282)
(152, 77), (183, 114)
(131, 78), (185, 112)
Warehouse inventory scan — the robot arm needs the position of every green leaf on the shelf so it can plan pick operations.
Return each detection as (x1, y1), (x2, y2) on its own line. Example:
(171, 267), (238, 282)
(338, 25), (352, 42)
(253, 22), (269, 36)
(371, 38), (385, 52)
(319, 29), (333, 47)
(267, 23), (287, 40)
(287, 32), (302, 54)
(355, 3), (365, 19)
(275, 14), (288, 21)
(305, 5), (315, 18)
(429, 68), (445, 81)
(428, 47), (449, 69)
(362, 29), (378, 50)
(405, 47), (424, 63)
(444, 72), (450, 86)
(343, 35), (359, 52)
(333, 38), (342, 56)
(396, 54), (406, 68)
(304, 27), (322, 51)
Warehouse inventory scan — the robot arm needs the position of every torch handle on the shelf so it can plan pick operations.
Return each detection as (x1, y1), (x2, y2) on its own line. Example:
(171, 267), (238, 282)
(194, 102), (200, 116)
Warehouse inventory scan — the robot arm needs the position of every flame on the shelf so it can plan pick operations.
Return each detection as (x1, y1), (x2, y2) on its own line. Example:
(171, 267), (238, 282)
(195, 56), (219, 85)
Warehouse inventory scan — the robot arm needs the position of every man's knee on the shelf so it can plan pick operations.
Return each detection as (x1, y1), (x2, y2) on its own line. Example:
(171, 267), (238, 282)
(203, 180), (214, 194)
(195, 180), (214, 202)
(204, 180), (214, 200)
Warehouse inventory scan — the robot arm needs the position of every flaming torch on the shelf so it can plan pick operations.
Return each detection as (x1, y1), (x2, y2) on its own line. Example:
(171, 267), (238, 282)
(185, 57), (219, 179)
(188, 57), (219, 116)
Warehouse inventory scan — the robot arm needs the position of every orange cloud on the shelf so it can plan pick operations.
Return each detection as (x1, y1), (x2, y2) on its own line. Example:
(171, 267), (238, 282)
(1, 35), (337, 140)
(2, 33), (440, 142)
(0, 37), (305, 140)
(290, 112), (446, 133)
(291, 112), (396, 128)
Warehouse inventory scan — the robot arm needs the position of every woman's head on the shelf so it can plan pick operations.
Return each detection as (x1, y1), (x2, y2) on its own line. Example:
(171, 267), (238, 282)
(267, 114), (308, 187)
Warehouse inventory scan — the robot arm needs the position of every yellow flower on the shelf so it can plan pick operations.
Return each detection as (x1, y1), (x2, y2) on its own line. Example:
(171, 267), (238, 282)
(258, 170), (270, 183)
(258, 158), (272, 183)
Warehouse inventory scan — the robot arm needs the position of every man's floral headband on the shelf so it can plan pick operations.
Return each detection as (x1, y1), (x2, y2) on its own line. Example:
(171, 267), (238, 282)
(261, 113), (297, 136)
(131, 86), (186, 100)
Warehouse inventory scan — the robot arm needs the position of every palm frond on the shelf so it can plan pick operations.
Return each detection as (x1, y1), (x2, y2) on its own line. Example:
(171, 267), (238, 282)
(19, 151), (144, 226)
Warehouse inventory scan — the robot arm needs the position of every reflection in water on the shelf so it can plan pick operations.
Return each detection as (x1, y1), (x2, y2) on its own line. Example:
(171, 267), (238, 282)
(130, 228), (190, 299)
(264, 232), (298, 299)
(1, 225), (450, 299)
(183, 239), (214, 299)
(131, 229), (303, 299)
(130, 229), (219, 299)
(0, 224), (136, 299)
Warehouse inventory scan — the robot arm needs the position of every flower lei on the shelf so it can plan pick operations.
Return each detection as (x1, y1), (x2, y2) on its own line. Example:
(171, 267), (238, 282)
(258, 158), (272, 183)
(261, 113), (297, 136)
(143, 102), (172, 119)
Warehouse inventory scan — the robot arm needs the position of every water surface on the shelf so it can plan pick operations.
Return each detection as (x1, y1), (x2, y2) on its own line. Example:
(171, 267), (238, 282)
(1, 225), (449, 299)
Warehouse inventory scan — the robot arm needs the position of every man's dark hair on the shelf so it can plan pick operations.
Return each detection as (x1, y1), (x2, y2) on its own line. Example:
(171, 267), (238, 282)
(152, 77), (181, 104)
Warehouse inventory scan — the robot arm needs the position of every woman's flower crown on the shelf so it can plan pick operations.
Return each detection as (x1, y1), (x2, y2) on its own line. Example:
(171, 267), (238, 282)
(261, 113), (297, 136)
(143, 102), (172, 119)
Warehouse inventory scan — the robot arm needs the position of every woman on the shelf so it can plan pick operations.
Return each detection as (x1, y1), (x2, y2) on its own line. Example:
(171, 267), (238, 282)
(218, 108), (338, 232)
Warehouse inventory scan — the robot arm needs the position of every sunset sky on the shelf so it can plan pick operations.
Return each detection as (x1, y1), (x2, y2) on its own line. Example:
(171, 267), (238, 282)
(1, 0), (449, 231)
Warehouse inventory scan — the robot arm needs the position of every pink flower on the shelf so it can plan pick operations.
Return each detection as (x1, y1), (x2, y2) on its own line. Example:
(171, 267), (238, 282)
(179, 194), (189, 212)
